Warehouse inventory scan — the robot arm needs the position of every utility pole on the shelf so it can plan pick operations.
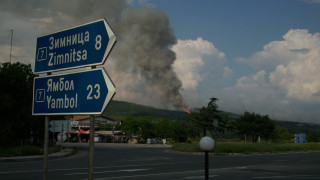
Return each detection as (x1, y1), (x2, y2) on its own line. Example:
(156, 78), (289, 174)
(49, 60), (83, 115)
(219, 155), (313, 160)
(43, 116), (49, 180)
(89, 115), (95, 180)
(10, 29), (13, 64)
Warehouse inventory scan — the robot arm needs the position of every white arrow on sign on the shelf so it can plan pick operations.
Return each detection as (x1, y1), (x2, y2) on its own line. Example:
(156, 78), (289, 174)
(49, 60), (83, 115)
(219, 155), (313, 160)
(33, 68), (116, 115)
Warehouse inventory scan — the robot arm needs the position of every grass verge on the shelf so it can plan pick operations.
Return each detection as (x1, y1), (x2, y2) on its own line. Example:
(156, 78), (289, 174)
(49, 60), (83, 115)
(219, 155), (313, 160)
(172, 142), (320, 154)
(0, 145), (62, 157)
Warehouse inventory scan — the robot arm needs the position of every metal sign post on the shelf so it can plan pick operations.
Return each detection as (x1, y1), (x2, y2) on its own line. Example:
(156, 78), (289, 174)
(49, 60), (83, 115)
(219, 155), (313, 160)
(89, 115), (95, 180)
(33, 19), (116, 180)
(61, 124), (64, 151)
(43, 116), (49, 180)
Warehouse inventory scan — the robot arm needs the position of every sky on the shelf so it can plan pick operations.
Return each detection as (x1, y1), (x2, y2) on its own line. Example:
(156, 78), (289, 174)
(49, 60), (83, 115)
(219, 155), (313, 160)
(0, 0), (320, 123)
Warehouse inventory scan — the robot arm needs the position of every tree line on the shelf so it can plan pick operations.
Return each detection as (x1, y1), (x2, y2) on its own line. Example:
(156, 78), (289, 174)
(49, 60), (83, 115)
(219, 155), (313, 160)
(118, 98), (301, 143)
(1, 62), (319, 147)
(0, 62), (43, 146)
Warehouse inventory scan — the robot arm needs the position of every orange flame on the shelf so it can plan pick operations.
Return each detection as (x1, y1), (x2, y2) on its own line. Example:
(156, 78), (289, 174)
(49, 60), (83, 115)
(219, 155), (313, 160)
(183, 108), (191, 114)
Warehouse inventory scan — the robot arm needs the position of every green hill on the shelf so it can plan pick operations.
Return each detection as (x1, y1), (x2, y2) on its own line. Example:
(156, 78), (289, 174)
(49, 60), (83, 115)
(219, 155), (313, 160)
(104, 100), (320, 135)
(104, 100), (188, 120)
(275, 120), (320, 134)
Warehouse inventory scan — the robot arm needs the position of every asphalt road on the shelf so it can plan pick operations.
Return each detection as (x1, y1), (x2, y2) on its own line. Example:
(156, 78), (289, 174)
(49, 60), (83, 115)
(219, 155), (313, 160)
(1, 143), (320, 180)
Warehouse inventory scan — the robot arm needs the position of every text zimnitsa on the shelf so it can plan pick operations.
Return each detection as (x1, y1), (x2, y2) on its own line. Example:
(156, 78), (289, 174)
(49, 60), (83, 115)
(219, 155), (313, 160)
(48, 31), (90, 67)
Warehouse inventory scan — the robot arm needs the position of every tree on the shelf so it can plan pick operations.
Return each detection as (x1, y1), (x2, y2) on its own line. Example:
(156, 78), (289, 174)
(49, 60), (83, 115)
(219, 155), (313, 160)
(121, 117), (156, 142)
(271, 126), (293, 142)
(212, 113), (230, 138)
(139, 117), (156, 140)
(307, 131), (320, 142)
(188, 97), (223, 136)
(171, 120), (193, 142)
(0, 62), (39, 146)
(235, 111), (275, 142)
(96, 123), (113, 131)
(155, 118), (172, 139)
(122, 117), (141, 139)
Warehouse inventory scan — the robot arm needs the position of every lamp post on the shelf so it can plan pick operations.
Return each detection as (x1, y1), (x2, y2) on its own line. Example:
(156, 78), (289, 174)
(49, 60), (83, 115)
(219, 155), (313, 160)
(200, 136), (215, 180)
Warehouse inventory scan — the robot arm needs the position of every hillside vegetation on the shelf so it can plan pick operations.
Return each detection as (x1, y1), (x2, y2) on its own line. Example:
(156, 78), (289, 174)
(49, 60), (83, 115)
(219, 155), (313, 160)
(104, 100), (188, 121)
(104, 100), (320, 136)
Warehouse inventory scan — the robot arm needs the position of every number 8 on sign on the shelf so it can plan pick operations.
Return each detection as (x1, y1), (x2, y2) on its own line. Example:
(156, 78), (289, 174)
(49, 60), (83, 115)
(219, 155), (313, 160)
(95, 35), (102, 50)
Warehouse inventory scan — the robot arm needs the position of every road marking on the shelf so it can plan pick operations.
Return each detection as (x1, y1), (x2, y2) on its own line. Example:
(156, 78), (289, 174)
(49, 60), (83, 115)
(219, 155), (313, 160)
(63, 161), (198, 176)
(118, 169), (150, 172)
(82, 167), (250, 180)
(0, 161), (195, 174)
(94, 161), (197, 169)
(0, 169), (43, 174)
(184, 175), (219, 179)
(212, 166), (247, 171)
(87, 170), (206, 180)
(65, 168), (150, 176)
(0, 167), (88, 174)
(254, 175), (320, 179)
(120, 157), (170, 162)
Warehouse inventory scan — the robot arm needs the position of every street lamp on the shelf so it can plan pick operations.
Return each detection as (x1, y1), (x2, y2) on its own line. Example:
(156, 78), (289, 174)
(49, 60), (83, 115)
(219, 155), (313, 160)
(200, 136), (215, 180)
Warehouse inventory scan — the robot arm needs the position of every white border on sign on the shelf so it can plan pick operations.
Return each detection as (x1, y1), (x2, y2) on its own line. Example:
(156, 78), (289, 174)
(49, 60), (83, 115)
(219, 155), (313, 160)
(32, 68), (116, 116)
(34, 19), (117, 74)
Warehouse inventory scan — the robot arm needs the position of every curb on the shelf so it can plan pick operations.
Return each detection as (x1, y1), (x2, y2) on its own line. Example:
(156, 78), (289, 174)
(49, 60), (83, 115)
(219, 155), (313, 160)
(0, 149), (74, 163)
(0, 143), (171, 162)
(62, 142), (172, 148)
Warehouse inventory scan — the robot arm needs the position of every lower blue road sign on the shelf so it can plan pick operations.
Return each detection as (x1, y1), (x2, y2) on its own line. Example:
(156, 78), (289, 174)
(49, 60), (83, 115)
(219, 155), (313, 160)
(32, 68), (115, 115)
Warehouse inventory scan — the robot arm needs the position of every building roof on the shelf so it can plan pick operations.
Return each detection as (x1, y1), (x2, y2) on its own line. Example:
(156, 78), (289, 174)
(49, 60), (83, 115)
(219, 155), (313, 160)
(66, 114), (120, 122)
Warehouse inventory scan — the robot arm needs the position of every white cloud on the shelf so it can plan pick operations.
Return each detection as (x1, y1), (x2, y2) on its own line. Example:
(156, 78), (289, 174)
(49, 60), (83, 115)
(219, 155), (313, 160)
(225, 29), (320, 123)
(0, 14), (52, 65)
(172, 37), (232, 107)
(235, 70), (267, 88)
(269, 56), (320, 103)
(236, 29), (320, 104)
(235, 29), (320, 72)
(223, 66), (233, 80)
(218, 70), (279, 114)
(1, 1), (319, 123)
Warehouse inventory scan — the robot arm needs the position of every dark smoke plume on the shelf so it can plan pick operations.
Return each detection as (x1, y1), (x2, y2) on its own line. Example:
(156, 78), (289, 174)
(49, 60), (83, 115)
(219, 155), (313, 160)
(0, 0), (185, 109)
(112, 6), (184, 109)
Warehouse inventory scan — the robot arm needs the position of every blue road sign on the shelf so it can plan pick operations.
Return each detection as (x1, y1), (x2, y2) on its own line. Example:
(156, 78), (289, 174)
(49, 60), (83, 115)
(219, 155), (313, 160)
(35, 19), (116, 73)
(32, 68), (115, 115)
(295, 133), (307, 143)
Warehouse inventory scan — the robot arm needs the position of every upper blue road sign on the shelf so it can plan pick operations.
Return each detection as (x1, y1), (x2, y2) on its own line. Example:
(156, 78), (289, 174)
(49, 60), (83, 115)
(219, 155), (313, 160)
(32, 68), (115, 115)
(34, 19), (116, 73)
